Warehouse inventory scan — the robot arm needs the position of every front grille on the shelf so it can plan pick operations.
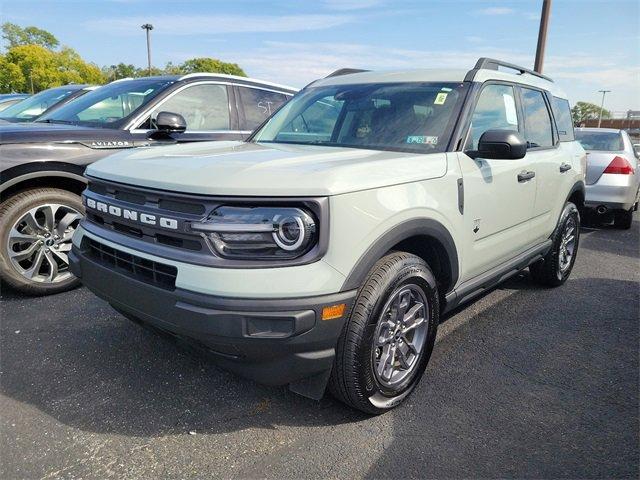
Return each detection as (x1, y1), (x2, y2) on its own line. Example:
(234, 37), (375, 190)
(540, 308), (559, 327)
(84, 238), (177, 290)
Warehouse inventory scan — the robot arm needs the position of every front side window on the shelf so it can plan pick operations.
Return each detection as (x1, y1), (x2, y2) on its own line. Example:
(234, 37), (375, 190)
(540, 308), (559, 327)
(147, 84), (230, 131)
(468, 84), (520, 150)
(253, 82), (466, 153)
(521, 88), (554, 148)
(0, 87), (78, 121)
(575, 130), (624, 151)
(551, 96), (575, 141)
(238, 87), (289, 130)
(37, 79), (174, 128)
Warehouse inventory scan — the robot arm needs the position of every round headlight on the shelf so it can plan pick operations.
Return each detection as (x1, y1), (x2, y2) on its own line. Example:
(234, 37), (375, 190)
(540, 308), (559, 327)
(273, 214), (314, 251)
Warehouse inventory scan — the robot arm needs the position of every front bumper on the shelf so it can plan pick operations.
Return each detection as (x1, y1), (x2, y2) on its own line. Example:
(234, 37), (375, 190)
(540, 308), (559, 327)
(69, 240), (356, 399)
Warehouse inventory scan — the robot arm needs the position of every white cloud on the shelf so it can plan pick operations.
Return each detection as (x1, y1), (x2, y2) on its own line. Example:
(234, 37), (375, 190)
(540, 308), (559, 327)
(477, 7), (515, 15)
(84, 14), (353, 35)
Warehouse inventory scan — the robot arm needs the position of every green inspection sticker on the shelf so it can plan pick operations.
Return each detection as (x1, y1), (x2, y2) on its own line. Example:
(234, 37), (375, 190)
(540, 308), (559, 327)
(406, 135), (438, 145)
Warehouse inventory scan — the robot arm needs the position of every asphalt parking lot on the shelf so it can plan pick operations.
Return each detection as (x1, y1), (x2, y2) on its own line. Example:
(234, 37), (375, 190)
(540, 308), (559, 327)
(1, 216), (638, 479)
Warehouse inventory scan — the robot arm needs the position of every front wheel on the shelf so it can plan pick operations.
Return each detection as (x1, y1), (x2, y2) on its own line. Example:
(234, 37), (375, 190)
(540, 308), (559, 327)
(530, 202), (580, 287)
(0, 188), (84, 295)
(329, 252), (439, 414)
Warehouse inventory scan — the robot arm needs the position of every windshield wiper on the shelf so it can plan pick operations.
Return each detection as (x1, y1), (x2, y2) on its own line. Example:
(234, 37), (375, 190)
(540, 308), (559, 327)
(35, 119), (74, 124)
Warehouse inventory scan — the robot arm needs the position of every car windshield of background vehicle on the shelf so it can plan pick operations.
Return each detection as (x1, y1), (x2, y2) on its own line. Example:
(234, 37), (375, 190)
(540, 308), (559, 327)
(575, 130), (624, 151)
(37, 79), (174, 128)
(253, 82), (466, 153)
(0, 87), (78, 121)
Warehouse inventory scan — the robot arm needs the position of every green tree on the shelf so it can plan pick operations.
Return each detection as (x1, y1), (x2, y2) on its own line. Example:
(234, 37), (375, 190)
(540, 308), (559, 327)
(1, 22), (59, 49)
(180, 57), (246, 76)
(1, 44), (105, 93)
(571, 101), (611, 124)
(0, 54), (26, 92)
(102, 63), (137, 81)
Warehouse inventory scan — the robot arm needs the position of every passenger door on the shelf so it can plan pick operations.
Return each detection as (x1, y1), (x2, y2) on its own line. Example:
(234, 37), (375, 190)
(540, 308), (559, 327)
(135, 83), (245, 143)
(457, 83), (537, 278)
(235, 86), (291, 132)
(518, 87), (566, 241)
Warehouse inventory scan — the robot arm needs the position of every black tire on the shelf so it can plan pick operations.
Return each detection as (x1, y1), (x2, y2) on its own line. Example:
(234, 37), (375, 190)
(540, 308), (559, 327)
(613, 208), (633, 230)
(329, 252), (439, 414)
(0, 188), (84, 296)
(530, 202), (580, 287)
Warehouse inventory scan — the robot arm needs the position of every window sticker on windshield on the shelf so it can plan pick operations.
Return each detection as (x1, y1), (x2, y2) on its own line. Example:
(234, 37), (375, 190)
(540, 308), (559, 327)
(440, 87), (453, 92)
(503, 93), (518, 125)
(407, 135), (438, 145)
(434, 92), (448, 105)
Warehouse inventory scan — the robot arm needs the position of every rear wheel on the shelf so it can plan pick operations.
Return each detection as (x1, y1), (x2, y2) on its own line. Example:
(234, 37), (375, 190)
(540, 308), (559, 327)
(329, 252), (439, 414)
(613, 208), (634, 230)
(530, 202), (580, 287)
(0, 188), (83, 295)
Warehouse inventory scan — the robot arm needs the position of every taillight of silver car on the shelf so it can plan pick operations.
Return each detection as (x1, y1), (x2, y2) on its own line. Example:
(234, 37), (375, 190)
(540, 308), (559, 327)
(603, 156), (635, 175)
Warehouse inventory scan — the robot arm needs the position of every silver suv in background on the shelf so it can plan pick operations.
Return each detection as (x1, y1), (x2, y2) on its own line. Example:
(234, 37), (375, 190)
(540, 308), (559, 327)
(575, 128), (640, 229)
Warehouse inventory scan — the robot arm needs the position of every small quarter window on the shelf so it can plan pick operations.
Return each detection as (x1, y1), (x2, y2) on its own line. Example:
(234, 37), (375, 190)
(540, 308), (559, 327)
(521, 88), (554, 148)
(552, 96), (575, 142)
(238, 87), (289, 130)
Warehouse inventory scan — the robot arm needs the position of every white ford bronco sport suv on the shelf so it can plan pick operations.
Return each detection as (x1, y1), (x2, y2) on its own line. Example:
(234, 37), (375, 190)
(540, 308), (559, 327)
(70, 59), (586, 414)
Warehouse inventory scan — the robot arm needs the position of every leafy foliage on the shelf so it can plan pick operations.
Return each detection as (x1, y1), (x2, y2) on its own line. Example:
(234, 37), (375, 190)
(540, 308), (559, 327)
(2, 22), (60, 49)
(571, 101), (611, 124)
(1, 23), (248, 93)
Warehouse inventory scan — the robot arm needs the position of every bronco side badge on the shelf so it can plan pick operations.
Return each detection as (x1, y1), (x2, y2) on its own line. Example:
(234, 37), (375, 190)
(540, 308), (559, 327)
(473, 219), (480, 234)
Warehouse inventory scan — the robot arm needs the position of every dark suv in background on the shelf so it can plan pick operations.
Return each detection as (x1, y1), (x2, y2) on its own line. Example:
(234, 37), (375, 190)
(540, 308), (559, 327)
(0, 73), (296, 295)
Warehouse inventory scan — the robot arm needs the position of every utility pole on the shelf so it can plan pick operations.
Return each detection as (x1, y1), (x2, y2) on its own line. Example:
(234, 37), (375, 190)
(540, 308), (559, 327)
(597, 90), (611, 128)
(141, 23), (154, 76)
(534, 0), (552, 73)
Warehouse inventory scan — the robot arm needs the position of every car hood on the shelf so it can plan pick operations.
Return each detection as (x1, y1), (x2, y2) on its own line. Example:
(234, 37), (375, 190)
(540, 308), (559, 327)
(0, 122), (129, 146)
(86, 141), (448, 197)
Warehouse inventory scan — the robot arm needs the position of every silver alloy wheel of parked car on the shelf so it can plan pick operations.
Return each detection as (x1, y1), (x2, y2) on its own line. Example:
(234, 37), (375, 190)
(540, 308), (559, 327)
(7, 203), (81, 284)
(372, 284), (429, 388)
(558, 216), (577, 275)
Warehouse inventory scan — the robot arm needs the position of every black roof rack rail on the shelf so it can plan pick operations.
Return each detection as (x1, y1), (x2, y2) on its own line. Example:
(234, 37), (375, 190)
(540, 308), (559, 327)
(324, 68), (369, 78)
(464, 57), (554, 83)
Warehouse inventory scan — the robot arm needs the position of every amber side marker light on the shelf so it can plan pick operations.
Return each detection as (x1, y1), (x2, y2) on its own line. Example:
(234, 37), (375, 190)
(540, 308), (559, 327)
(322, 303), (346, 320)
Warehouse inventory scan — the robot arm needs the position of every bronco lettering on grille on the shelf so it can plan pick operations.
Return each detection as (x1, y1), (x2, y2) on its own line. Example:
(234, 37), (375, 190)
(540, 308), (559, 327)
(85, 197), (179, 230)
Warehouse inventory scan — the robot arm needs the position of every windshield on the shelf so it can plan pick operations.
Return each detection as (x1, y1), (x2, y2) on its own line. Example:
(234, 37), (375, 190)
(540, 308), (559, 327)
(575, 130), (623, 151)
(0, 87), (79, 121)
(253, 82), (466, 153)
(37, 79), (174, 128)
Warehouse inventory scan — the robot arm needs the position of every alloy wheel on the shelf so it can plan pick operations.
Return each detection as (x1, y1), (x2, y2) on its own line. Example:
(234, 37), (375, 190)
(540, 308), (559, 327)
(7, 203), (82, 284)
(372, 284), (429, 388)
(558, 216), (576, 275)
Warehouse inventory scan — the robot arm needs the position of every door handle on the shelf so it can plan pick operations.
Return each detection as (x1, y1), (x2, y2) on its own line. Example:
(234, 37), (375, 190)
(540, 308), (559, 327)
(559, 163), (572, 173)
(517, 170), (535, 182)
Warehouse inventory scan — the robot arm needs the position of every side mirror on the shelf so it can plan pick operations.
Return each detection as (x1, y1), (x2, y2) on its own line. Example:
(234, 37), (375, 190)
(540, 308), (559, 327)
(155, 111), (187, 134)
(469, 129), (527, 160)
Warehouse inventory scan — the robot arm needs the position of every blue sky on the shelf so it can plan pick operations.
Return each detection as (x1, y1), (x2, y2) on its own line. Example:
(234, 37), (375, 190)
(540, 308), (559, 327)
(2, 0), (639, 112)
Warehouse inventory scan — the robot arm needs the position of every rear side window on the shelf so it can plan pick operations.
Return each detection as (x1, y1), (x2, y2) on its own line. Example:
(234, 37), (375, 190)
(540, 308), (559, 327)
(238, 87), (289, 130)
(521, 88), (554, 148)
(575, 130), (624, 151)
(551, 97), (575, 141)
(468, 84), (520, 150)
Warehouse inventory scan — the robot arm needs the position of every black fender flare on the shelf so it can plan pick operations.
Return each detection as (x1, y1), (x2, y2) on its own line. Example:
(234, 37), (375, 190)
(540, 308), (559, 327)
(565, 180), (585, 207)
(340, 218), (459, 293)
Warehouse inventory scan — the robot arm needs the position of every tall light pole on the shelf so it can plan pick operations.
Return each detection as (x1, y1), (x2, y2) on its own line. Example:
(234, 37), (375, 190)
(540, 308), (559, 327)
(141, 23), (154, 76)
(597, 90), (611, 128)
(534, 0), (552, 73)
